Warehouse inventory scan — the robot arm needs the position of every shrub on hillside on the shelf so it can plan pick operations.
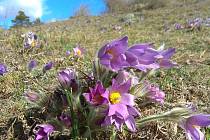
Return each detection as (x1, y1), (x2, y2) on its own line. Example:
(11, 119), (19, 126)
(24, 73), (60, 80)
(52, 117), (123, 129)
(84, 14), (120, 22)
(104, 0), (166, 13)
(104, 0), (135, 13)
(143, 0), (166, 10)
(73, 5), (90, 17)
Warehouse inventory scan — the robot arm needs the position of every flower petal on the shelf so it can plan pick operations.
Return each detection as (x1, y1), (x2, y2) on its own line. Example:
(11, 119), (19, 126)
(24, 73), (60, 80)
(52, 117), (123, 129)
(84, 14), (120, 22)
(125, 116), (137, 132)
(187, 125), (202, 140)
(160, 48), (175, 59)
(117, 79), (131, 93)
(188, 114), (210, 127)
(127, 106), (141, 117)
(108, 104), (129, 119)
(159, 59), (177, 68)
(120, 93), (135, 106)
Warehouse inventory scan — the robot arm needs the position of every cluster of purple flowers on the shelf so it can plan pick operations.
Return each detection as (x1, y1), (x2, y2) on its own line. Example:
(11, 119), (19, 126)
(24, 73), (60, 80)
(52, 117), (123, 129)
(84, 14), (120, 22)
(1, 60), (53, 76)
(31, 36), (210, 140)
(81, 36), (176, 132)
(87, 36), (210, 139)
(174, 18), (210, 30)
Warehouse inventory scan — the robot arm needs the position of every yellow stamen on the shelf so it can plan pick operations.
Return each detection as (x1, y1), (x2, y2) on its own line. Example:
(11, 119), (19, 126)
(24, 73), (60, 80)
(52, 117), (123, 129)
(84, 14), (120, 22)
(192, 125), (199, 128)
(31, 40), (36, 47)
(77, 49), (82, 56)
(106, 50), (113, 55)
(109, 91), (121, 104)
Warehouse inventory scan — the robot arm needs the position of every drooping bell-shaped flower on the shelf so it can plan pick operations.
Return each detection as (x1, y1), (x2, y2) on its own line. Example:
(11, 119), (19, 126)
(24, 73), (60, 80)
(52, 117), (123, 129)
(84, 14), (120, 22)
(179, 114), (210, 140)
(35, 124), (54, 140)
(58, 69), (78, 92)
(23, 91), (40, 103)
(43, 61), (53, 72)
(115, 70), (139, 87)
(28, 60), (37, 71)
(140, 81), (165, 104)
(58, 113), (71, 128)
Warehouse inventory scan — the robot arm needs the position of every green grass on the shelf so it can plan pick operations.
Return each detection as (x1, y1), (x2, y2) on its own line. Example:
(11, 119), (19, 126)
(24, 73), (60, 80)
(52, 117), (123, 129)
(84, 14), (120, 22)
(0, 0), (210, 139)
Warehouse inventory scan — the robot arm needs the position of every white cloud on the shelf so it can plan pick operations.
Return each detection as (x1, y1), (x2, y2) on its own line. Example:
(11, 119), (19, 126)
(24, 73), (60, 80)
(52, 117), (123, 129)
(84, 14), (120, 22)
(0, 0), (47, 20)
(48, 18), (57, 23)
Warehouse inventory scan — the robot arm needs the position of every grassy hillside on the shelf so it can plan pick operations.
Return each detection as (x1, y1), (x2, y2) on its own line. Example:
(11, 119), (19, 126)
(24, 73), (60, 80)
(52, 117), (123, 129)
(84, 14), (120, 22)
(0, 0), (210, 139)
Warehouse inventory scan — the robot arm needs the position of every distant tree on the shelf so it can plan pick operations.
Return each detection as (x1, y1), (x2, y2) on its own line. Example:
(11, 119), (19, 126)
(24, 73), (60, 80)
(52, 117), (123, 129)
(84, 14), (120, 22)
(11, 10), (31, 27)
(73, 5), (90, 17)
(33, 18), (42, 25)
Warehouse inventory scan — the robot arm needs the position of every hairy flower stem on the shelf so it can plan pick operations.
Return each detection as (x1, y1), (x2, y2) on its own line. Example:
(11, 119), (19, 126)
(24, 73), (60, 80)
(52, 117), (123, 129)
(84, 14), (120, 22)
(110, 127), (117, 140)
(65, 89), (79, 139)
(139, 70), (150, 82)
(137, 114), (165, 126)
(137, 108), (192, 126)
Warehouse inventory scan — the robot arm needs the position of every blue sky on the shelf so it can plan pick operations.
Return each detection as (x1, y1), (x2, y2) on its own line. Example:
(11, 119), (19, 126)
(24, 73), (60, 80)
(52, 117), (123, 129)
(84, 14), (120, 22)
(0, 0), (107, 28)
(42, 0), (106, 21)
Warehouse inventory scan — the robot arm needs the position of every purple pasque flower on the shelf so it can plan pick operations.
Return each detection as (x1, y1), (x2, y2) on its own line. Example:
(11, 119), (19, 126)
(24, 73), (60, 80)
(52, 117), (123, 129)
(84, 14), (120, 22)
(35, 124), (54, 140)
(24, 91), (40, 103)
(141, 81), (165, 104)
(0, 63), (7, 76)
(126, 44), (176, 71)
(125, 43), (160, 72)
(102, 78), (140, 132)
(66, 50), (71, 56)
(73, 46), (84, 57)
(58, 113), (71, 128)
(185, 102), (197, 112)
(174, 23), (184, 30)
(156, 48), (177, 68)
(98, 36), (176, 72)
(58, 69), (78, 91)
(115, 70), (139, 87)
(98, 36), (129, 71)
(179, 114), (210, 140)
(23, 32), (40, 48)
(83, 81), (109, 106)
(188, 18), (202, 29)
(28, 60), (37, 71)
(43, 61), (53, 72)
